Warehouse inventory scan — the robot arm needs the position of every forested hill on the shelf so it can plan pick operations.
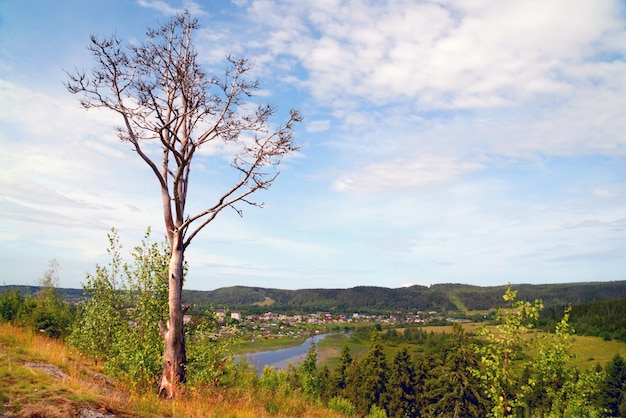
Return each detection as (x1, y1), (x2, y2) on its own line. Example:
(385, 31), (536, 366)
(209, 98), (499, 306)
(181, 281), (626, 313)
(4, 281), (626, 314)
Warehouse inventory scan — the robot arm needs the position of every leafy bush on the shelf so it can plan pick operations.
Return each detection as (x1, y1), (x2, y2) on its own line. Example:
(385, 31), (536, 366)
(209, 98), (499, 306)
(70, 228), (169, 387)
(328, 396), (356, 416)
(1, 261), (75, 338)
(0, 289), (24, 322)
(185, 313), (236, 388)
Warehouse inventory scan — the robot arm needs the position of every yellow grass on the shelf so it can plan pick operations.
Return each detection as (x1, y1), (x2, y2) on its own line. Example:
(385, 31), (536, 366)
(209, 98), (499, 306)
(0, 322), (344, 417)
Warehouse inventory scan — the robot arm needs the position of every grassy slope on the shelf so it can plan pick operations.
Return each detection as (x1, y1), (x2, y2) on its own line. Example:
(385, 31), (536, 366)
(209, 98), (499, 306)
(0, 323), (343, 418)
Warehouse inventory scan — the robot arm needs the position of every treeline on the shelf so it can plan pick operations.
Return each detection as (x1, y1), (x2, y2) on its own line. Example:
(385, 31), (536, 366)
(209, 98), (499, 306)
(542, 298), (626, 343)
(5, 280), (626, 317)
(183, 285), (456, 315)
(179, 281), (626, 316)
(442, 282), (626, 311)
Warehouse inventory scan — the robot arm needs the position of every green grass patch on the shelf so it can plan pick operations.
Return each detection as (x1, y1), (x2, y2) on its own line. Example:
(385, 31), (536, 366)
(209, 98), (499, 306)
(568, 335), (626, 368)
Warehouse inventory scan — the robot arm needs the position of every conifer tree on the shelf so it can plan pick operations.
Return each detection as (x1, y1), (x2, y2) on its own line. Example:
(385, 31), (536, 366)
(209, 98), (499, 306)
(343, 357), (362, 411)
(428, 324), (485, 417)
(384, 347), (417, 418)
(602, 353), (626, 417)
(415, 352), (443, 414)
(298, 341), (319, 398)
(332, 345), (353, 394)
(356, 333), (388, 414)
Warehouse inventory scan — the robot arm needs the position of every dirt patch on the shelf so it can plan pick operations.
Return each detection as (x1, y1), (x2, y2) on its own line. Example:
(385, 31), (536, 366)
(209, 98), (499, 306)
(16, 400), (77, 418)
(24, 363), (70, 381)
(15, 361), (126, 417)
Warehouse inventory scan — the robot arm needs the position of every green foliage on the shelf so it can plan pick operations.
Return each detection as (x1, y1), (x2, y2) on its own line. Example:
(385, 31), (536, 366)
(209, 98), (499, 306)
(258, 366), (292, 396)
(601, 353), (626, 417)
(349, 332), (388, 415)
(472, 285), (605, 417)
(69, 227), (237, 391)
(1, 260), (75, 338)
(296, 341), (320, 398)
(327, 396), (356, 416)
(472, 285), (543, 417)
(70, 228), (170, 387)
(0, 289), (25, 322)
(427, 324), (486, 417)
(69, 230), (127, 363)
(542, 298), (626, 343)
(383, 347), (417, 418)
(365, 404), (388, 418)
(33, 260), (74, 338)
(179, 281), (626, 316)
(185, 314), (236, 388)
(331, 345), (353, 396)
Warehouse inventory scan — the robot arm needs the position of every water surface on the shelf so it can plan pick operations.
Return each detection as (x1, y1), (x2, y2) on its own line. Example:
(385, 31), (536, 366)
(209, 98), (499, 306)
(243, 333), (330, 372)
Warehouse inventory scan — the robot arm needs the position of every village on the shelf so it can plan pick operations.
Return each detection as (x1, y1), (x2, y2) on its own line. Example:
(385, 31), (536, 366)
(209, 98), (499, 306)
(204, 308), (467, 341)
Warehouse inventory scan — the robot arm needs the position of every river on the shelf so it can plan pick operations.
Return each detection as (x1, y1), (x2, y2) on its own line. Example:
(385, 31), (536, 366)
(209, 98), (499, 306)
(242, 333), (330, 373)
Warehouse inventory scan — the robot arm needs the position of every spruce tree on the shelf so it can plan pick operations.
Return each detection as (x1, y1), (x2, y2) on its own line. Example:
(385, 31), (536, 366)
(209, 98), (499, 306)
(343, 357), (362, 411)
(602, 353), (626, 417)
(332, 345), (353, 394)
(428, 324), (486, 417)
(356, 332), (388, 414)
(384, 347), (418, 418)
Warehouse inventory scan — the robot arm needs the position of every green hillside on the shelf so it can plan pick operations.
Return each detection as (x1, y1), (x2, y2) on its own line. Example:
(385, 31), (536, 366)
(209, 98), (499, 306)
(4, 280), (626, 315)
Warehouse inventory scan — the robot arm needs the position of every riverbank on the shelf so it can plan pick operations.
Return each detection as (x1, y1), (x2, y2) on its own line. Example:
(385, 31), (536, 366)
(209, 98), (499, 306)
(232, 334), (311, 355)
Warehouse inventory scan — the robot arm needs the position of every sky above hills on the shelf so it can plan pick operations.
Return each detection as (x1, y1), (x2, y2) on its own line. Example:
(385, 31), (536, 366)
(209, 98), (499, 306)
(1, 0), (625, 291)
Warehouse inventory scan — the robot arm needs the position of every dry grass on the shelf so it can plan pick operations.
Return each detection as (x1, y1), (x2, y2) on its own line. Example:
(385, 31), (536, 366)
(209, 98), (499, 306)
(0, 322), (125, 416)
(0, 322), (343, 417)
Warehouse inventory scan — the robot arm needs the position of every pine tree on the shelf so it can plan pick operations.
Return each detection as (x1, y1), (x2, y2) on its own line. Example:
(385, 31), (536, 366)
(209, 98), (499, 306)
(298, 341), (319, 398)
(602, 353), (626, 417)
(344, 357), (362, 410)
(356, 332), (388, 414)
(384, 347), (418, 418)
(415, 352), (443, 416)
(332, 345), (353, 394)
(428, 324), (486, 417)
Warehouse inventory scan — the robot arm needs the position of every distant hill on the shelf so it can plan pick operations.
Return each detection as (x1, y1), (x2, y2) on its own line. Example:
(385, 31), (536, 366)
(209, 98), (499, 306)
(4, 281), (626, 315)
(182, 281), (626, 314)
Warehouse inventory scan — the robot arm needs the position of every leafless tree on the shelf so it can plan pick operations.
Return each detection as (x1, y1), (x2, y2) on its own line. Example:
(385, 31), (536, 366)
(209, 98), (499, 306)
(66, 12), (301, 398)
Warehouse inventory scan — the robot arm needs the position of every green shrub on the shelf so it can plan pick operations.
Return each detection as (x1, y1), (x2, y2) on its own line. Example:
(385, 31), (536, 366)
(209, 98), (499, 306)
(328, 396), (356, 416)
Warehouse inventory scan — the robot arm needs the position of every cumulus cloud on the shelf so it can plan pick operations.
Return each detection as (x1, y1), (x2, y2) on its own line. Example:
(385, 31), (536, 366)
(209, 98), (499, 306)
(136, 0), (206, 16)
(241, 0), (623, 109)
(221, 0), (626, 193)
(332, 154), (484, 195)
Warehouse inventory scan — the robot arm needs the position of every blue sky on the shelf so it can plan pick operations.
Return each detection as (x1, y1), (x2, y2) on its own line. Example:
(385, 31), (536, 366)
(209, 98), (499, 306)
(1, 0), (625, 291)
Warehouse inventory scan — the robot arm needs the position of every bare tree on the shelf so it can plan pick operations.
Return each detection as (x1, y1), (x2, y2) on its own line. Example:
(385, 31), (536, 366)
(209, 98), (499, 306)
(66, 12), (301, 398)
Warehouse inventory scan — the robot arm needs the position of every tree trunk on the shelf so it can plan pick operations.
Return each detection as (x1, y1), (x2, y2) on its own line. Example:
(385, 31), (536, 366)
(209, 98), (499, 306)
(157, 237), (186, 398)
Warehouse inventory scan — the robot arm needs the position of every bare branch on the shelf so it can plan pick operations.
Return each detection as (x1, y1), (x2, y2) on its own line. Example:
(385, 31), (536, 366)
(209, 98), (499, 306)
(66, 11), (301, 274)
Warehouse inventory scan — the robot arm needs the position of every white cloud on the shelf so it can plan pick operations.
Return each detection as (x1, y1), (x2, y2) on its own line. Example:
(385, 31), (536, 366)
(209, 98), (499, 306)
(332, 154), (484, 195)
(225, 0), (626, 170)
(136, 0), (206, 16)
(305, 120), (330, 133)
(594, 188), (618, 198)
(241, 0), (623, 111)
